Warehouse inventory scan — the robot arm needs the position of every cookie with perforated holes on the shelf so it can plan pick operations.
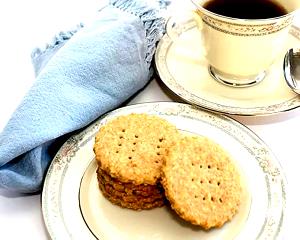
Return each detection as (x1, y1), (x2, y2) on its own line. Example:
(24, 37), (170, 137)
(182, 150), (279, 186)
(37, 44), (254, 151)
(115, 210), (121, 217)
(94, 113), (180, 185)
(93, 113), (180, 210)
(162, 135), (242, 229)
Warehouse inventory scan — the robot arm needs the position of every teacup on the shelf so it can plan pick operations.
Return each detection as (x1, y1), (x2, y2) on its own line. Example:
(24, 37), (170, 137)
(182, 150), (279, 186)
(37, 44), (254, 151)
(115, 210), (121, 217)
(170, 0), (300, 87)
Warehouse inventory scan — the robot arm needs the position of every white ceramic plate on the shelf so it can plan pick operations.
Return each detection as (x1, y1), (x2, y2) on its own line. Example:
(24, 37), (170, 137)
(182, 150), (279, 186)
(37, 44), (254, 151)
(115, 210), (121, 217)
(155, 19), (300, 116)
(42, 102), (286, 239)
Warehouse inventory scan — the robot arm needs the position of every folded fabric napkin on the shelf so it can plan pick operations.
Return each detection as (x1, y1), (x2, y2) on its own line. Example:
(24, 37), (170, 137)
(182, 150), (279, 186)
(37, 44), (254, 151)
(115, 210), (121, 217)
(0, 0), (170, 193)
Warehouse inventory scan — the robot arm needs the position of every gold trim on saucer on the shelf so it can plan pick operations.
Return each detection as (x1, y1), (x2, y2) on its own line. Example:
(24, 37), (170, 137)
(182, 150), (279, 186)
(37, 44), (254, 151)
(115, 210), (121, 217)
(155, 21), (300, 116)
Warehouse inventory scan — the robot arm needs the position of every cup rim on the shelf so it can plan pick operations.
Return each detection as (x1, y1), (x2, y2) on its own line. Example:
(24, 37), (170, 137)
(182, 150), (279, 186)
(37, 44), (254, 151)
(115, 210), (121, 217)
(190, 0), (296, 22)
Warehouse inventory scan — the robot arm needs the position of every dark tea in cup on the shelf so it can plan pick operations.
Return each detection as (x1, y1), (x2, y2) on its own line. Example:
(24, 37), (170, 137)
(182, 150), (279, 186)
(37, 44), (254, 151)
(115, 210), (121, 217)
(203, 0), (288, 19)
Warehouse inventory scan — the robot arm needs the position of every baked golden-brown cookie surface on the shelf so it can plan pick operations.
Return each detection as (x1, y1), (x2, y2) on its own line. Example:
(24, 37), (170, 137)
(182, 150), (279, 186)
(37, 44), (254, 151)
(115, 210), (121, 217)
(94, 113), (179, 185)
(93, 113), (179, 210)
(162, 135), (242, 230)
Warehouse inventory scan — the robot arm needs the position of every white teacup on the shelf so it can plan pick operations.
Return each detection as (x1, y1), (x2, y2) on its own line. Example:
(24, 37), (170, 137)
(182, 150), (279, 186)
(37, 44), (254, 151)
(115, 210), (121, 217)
(170, 0), (300, 87)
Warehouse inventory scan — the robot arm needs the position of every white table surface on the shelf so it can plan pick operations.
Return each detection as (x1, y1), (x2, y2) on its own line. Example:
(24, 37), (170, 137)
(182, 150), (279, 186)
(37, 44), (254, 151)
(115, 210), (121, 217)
(0, 0), (300, 239)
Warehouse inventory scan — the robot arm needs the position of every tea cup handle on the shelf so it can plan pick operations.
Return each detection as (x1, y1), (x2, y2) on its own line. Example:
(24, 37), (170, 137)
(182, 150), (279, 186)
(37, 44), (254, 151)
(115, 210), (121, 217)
(166, 11), (203, 41)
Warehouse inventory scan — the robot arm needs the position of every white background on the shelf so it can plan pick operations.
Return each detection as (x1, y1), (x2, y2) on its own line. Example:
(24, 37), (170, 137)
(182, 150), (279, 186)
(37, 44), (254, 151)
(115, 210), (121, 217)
(0, 0), (300, 239)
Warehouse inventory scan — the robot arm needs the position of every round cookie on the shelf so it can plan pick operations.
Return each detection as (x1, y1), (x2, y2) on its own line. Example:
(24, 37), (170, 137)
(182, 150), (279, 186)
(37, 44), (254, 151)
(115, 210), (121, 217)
(162, 136), (242, 230)
(94, 113), (179, 185)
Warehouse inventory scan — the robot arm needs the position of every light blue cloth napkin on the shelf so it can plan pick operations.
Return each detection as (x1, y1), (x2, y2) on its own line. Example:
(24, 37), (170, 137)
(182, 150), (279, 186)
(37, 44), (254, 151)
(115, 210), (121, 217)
(0, 0), (169, 193)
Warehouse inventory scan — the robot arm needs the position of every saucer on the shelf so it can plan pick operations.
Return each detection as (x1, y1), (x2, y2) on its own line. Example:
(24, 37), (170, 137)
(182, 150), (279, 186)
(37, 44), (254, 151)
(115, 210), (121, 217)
(155, 20), (300, 116)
